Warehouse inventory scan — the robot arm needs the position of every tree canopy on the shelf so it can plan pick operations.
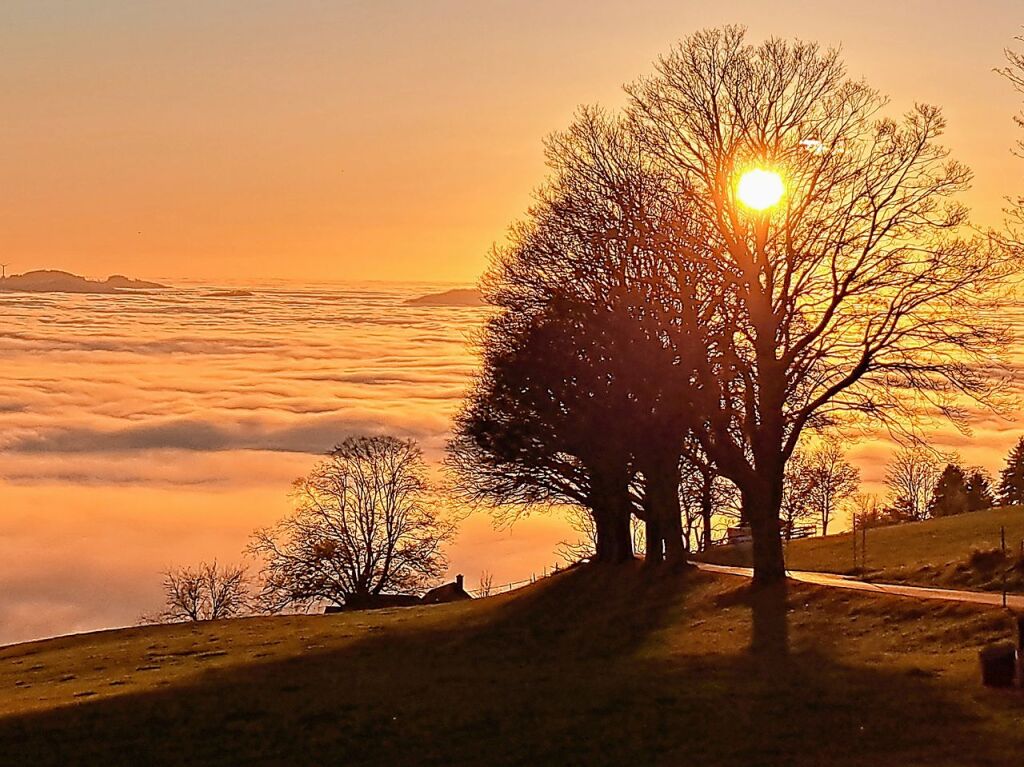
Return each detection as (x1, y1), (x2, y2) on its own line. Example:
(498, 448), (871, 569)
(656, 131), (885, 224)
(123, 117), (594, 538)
(450, 26), (1016, 583)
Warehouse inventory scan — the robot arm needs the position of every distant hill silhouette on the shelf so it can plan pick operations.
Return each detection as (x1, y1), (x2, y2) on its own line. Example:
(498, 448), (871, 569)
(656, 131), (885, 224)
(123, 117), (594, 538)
(0, 270), (169, 294)
(204, 289), (254, 298)
(405, 288), (484, 306)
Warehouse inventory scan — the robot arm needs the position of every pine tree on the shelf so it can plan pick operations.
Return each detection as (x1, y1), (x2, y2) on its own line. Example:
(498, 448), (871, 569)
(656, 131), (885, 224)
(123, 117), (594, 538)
(928, 464), (969, 517)
(964, 470), (995, 511)
(998, 437), (1024, 506)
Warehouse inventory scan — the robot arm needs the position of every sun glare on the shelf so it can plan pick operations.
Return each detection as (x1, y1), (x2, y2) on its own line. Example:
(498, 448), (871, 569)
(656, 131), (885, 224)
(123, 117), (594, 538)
(737, 168), (785, 211)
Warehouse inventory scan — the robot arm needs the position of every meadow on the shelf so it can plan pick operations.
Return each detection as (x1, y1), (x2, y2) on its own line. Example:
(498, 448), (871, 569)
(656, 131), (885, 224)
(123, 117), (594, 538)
(1, 565), (1022, 765)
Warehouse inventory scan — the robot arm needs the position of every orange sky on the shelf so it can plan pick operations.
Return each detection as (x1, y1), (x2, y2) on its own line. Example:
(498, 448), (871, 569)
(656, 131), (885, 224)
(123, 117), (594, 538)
(2, 1), (1022, 283)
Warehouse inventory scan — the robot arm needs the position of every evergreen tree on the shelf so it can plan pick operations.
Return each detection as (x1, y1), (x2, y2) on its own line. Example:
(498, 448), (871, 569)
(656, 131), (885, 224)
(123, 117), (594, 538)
(964, 470), (995, 511)
(998, 437), (1024, 506)
(928, 464), (969, 517)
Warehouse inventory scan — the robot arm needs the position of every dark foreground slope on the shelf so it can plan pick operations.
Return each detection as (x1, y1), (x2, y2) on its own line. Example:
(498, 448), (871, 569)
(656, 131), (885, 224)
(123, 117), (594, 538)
(1, 565), (1023, 766)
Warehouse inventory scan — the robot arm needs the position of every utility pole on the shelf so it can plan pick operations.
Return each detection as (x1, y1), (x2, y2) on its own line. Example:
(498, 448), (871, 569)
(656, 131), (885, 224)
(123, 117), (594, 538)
(862, 522), (867, 571)
(852, 514), (858, 573)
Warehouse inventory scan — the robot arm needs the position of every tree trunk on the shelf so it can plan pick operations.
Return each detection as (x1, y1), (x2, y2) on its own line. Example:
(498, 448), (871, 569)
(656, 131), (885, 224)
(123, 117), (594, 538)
(593, 504), (614, 562)
(594, 498), (633, 563)
(700, 477), (713, 552)
(590, 465), (635, 564)
(643, 455), (686, 565)
(742, 476), (786, 584)
(644, 513), (664, 564)
(607, 506), (634, 563)
(660, 493), (687, 566)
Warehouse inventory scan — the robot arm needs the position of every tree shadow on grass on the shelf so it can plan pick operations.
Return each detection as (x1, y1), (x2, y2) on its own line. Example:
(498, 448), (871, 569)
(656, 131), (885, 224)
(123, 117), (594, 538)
(1, 564), (1021, 766)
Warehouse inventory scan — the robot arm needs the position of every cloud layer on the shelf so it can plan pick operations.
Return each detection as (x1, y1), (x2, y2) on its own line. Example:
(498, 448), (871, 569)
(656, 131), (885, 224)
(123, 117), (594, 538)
(2, 284), (1024, 645)
(0, 284), (503, 643)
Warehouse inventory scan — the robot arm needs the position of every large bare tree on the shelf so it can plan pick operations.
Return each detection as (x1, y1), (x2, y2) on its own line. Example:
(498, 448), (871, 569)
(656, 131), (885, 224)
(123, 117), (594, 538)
(1000, 35), (1024, 157)
(450, 108), (718, 565)
(449, 300), (642, 563)
(626, 27), (1014, 582)
(1000, 34), (1024, 228)
(250, 436), (454, 611)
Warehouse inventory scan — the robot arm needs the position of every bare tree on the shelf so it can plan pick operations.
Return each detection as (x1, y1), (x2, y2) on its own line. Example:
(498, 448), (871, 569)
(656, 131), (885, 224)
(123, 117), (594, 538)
(627, 27), (1014, 582)
(249, 436), (455, 611)
(884, 446), (940, 522)
(806, 442), (860, 535)
(478, 571), (494, 598)
(779, 452), (816, 540)
(678, 442), (741, 552)
(852, 492), (895, 529)
(556, 506), (599, 564)
(146, 561), (251, 624)
(999, 34), (1024, 160)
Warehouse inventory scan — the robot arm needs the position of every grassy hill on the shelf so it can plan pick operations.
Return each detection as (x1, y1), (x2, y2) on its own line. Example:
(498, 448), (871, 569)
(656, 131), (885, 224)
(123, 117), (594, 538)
(2, 565), (1023, 765)
(699, 506), (1024, 592)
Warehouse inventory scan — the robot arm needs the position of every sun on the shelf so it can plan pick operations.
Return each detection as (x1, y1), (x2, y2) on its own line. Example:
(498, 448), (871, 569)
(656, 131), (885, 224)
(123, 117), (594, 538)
(736, 168), (785, 211)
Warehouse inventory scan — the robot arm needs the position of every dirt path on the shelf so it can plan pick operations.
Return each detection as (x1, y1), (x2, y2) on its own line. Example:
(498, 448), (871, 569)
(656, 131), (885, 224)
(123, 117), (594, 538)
(695, 562), (1024, 610)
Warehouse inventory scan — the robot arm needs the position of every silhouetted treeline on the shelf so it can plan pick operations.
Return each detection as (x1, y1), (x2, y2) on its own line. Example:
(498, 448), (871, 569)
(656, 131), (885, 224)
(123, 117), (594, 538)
(448, 27), (1018, 582)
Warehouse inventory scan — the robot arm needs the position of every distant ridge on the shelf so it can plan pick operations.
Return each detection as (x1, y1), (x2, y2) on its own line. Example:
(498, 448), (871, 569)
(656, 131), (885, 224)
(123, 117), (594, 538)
(405, 287), (484, 307)
(0, 270), (169, 294)
(204, 289), (254, 298)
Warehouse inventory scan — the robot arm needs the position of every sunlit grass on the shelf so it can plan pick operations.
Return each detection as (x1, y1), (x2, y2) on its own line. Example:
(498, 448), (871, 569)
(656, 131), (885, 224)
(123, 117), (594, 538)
(1, 566), (1023, 764)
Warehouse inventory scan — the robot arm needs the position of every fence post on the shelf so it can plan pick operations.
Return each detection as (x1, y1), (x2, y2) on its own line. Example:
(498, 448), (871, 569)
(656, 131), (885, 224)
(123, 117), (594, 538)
(1002, 526), (1008, 609)
(861, 523), (867, 573)
(852, 514), (858, 574)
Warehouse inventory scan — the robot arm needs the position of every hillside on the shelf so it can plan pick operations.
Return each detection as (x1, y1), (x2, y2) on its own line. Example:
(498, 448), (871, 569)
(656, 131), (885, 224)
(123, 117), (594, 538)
(405, 287), (484, 306)
(2, 565), (1023, 765)
(699, 506), (1024, 592)
(0, 270), (168, 293)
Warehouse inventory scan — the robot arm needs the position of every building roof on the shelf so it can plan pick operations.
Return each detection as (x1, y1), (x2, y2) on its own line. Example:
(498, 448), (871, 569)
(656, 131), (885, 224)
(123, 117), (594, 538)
(421, 579), (472, 605)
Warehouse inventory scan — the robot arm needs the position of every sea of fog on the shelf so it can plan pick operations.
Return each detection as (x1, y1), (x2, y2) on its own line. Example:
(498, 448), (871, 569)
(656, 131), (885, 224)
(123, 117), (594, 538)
(1, 281), (1022, 645)
(0, 282), (570, 645)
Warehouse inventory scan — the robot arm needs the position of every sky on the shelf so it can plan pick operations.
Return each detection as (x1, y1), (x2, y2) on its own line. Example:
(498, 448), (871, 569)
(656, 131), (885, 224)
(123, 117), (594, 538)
(2, 1), (1022, 283)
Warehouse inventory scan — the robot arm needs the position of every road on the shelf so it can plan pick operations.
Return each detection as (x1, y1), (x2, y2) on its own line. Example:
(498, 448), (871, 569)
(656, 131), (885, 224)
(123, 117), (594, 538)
(695, 562), (1024, 611)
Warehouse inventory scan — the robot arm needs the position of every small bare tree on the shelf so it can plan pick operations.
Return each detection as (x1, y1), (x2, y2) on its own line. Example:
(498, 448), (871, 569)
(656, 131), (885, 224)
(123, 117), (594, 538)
(249, 436), (455, 612)
(779, 452), (816, 540)
(146, 561), (251, 623)
(478, 571), (494, 598)
(555, 506), (599, 564)
(806, 443), (860, 536)
(679, 445), (741, 552)
(884, 446), (940, 522)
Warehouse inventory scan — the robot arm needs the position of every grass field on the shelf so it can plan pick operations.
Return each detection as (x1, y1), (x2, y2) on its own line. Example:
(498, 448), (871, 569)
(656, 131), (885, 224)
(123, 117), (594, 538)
(699, 506), (1024, 592)
(2, 564), (1023, 765)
